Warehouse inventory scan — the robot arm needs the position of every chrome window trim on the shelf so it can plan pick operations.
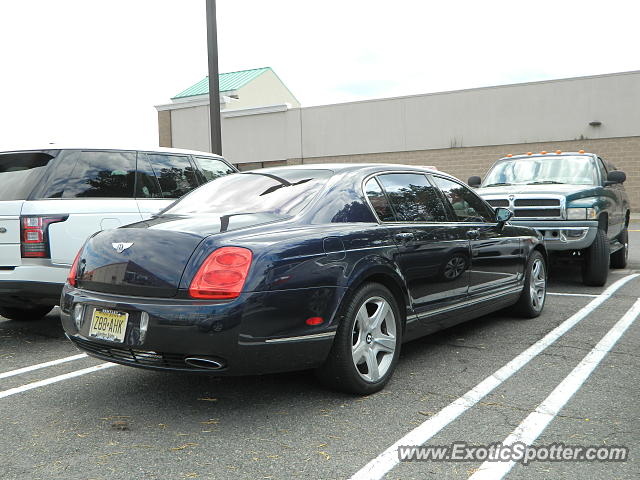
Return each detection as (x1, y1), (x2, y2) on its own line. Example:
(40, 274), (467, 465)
(361, 170), (450, 225)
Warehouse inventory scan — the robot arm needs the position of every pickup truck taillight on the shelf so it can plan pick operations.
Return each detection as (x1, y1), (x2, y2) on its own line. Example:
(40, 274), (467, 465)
(20, 215), (68, 258)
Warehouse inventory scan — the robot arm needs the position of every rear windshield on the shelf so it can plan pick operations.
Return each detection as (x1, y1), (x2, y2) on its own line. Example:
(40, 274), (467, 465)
(0, 152), (55, 200)
(164, 169), (333, 217)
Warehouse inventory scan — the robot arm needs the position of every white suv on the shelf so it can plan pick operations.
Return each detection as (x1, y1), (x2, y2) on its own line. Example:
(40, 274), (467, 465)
(0, 146), (237, 320)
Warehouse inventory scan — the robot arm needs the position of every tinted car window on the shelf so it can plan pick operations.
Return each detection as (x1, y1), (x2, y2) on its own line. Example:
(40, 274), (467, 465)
(433, 176), (494, 222)
(165, 168), (331, 217)
(62, 151), (136, 198)
(0, 152), (55, 200)
(194, 156), (235, 183)
(147, 154), (199, 198)
(377, 173), (447, 222)
(135, 154), (163, 198)
(364, 178), (395, 221)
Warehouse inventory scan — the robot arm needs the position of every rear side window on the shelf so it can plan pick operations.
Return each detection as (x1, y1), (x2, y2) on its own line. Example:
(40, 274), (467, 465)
(62, 151), (136, 198)
(147, 154), (199, 198)
(194, 156), (235, 183)
(0, 152), (55, 200)
(433, 176), (494, 222)
(376, 173), (447, 222)
(364, 178), (395, 221)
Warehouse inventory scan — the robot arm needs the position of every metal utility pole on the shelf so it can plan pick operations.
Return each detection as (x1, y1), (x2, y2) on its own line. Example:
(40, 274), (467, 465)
(206, 0), (222, 155)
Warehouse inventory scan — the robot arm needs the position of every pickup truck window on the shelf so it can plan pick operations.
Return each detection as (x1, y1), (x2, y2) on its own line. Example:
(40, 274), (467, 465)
(483, 155), (598, 187)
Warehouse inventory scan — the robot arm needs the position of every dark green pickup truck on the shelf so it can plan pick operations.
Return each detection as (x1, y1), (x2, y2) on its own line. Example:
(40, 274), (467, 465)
(469, 151), (630, 286)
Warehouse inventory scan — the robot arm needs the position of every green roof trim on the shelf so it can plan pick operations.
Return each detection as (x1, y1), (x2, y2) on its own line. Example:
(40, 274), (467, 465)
(172, 67), (271, 99)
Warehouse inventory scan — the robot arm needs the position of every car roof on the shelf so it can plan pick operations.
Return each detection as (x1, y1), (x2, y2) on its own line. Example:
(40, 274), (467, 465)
(251, 162), (450, 177)
(498, 152), (596, 161)
(0, 144), (226, 158)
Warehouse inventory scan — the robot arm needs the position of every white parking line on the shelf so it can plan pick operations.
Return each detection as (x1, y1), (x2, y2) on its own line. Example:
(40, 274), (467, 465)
(468, 297), (640, 480)
(0, 363), (116, 399)
(349, 273), (639, 480)
(547, 292), (599, 298)
(0, 353), (88, 380)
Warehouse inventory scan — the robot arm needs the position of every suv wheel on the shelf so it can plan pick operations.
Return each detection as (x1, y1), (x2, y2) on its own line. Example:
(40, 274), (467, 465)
(582, 228), (610, 286)
(316, 283), (402, 395)
(610, 227), (628, 269)
(0, 305), (54, 321)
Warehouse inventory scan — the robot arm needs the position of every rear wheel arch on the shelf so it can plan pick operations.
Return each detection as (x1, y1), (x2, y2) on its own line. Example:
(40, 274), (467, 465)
(346, 271), (408, 330)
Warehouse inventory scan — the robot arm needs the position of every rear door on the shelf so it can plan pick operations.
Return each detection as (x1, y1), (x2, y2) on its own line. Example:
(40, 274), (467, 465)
(0, 151), (57, 267)
(24, 150), (143, 265)
(136, 153), (201, 218)
(368, 173), (470, 318)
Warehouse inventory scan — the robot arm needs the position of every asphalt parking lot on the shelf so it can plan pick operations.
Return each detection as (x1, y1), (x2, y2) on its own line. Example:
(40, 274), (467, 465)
(1, 227), (639, 480)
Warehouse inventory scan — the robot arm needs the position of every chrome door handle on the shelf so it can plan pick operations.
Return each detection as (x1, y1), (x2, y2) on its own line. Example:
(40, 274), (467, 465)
(395, 232), (414, 243)
(466, 229), (480, 240)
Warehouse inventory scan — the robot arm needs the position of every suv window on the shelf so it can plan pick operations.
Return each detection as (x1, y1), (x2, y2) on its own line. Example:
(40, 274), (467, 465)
(62, 151), (136, 198)
(0, 152), (55, 200)
(433, 176), (494, 222)
(135, 154), (163, 198)
(194, 156), (235, 183)
(147, 154), (199, 198)
(377, 173), (447, 222)
(364, 177), (395, 221)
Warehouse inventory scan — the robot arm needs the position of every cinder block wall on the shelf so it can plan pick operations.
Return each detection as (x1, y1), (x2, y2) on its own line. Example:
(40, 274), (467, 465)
(290, 136), (640, 212)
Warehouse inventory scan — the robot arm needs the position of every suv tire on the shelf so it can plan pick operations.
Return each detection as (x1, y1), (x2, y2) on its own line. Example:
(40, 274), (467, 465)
(0, 305), (54, 321)
(610, 227), (628, 269)
(582, 228), (610, 286)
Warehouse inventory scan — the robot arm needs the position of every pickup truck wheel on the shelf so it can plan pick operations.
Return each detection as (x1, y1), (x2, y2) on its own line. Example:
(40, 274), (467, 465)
(512, 251), (546, 318)
(0, 305), (54, 321)
(581, 228), (610, 286)
(610, 227), (628, 269)
(315, 283), (402, 395)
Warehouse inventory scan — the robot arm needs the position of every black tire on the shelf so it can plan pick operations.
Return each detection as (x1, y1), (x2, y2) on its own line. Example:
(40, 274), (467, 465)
(512, 250), (547, 318)
(610, 227), (628, 269)
(0, 305), (54, 321)
(315, 283), (402, 395)
(581, 228), (610, 286)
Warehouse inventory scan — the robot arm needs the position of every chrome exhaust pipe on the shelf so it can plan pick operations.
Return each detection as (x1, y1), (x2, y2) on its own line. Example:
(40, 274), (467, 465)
(184, 357), (225, 370)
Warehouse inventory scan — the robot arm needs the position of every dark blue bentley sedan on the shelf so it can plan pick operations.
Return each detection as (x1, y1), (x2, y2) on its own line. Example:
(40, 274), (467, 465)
(60, 164), (547, 394)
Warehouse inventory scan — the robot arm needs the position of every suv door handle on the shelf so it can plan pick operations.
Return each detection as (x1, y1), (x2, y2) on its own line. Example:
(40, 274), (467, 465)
(466, 229), (480, 240)
(394, 232), (414, 243)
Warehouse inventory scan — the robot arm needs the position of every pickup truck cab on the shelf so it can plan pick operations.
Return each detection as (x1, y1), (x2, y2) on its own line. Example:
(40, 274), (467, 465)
(469, 151), (630, 286)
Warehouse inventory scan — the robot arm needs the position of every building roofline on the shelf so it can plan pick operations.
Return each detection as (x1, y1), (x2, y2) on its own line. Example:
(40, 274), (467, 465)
(300, 69), (640, 111)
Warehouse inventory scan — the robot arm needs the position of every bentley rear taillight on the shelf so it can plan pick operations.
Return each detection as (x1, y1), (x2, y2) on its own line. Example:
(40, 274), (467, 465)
(67, 249), (82, 287)
(189, 247), (253, 299)
(20, 215), (67, 258)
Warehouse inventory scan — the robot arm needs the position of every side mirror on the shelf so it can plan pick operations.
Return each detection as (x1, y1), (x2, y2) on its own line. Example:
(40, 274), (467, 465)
(495, 207), (513, 225)
(605, 170), (626, 185)
(468, 176), (482, 188)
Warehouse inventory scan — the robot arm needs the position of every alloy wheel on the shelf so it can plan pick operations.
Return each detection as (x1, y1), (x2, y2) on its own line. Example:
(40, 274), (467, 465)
(530, 258), (546, 312)
(351, 296), (397, 382)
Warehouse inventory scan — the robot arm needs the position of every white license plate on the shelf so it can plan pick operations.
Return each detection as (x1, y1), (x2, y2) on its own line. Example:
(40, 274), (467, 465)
(89, 308), (129, 343)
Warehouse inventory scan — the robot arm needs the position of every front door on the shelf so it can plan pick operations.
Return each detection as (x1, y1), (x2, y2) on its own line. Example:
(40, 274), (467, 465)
(432, 175), (523, 297)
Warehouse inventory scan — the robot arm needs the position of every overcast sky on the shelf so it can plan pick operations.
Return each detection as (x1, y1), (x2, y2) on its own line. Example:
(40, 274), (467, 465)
(1, 0), (638, 150)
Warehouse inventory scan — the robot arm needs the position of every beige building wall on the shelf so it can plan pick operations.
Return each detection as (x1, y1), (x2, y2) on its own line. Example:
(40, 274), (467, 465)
(225, 69), (300, 111)
(293, 136), (640, 212)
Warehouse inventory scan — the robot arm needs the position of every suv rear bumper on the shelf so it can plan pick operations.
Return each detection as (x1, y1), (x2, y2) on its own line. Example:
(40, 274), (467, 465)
(0, 264), (68, 307)
(510, 220), (598, 251)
